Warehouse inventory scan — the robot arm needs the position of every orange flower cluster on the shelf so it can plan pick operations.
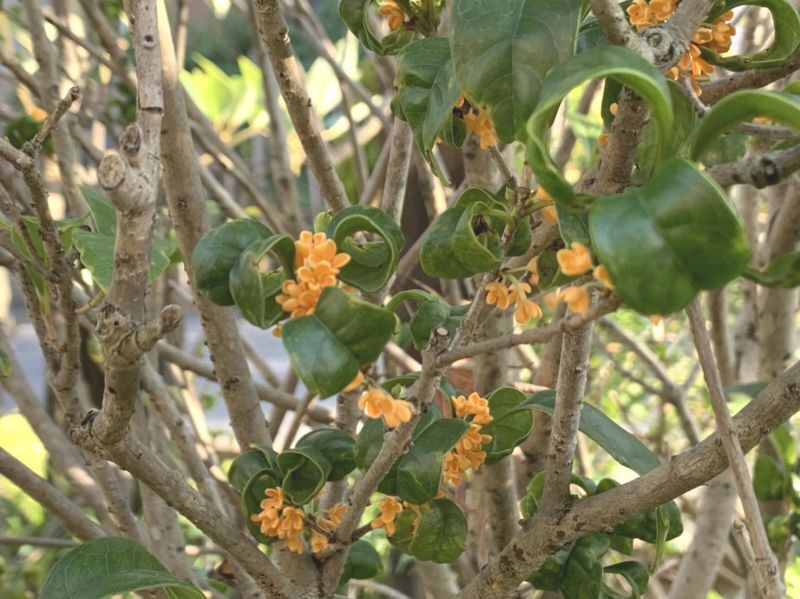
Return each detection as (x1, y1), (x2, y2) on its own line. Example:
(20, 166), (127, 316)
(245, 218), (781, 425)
(276, 231), (351, 318)
(249, 488), (307, 554)
(485, 257), (544, 324)
(358, 387), (413, 428)
(545, 243), (615, 315)
(557, 242), (593, 276)
(370, 496), (404, 536)
(444, 394), (494, 485)
(379, 1), (406, 31)
(310, 503), (346, 554)
(456, 95), (498, 149)
(626, 1), (736, 95)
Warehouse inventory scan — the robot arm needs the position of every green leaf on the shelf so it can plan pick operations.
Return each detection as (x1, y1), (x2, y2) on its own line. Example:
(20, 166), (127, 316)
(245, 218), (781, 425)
(603, 561), (650, 599)
(754, 455), (787, 501)
(651, 505), (669, 573)
(394, 37), (462, 177)
(596, 479), (683, 543)
(409, 299), (467, 350)
(450, 0), (583, 142)
(480, 387), (534, 464)
(80, 186), (117, 236)
(340, 0), (413, 55)
(282, 287), (395, 397)
(278, 428), (356, 505)
(530, 533), (609, 597)
(391, 498), (467, 562)
(522, 390), (662, 474)
(354, 417), (386, 472)
(396, 417), (469, 504)
(420, 188), (506, 278)
(589, 158), (751, 315)
(0, 349), (11, 378)
(327, 205), (405, 292)
(743, 251), (800, 288)
(228, 449), (278, 494)
(229, 234), (295, 328)
(72, 230), (177, 293)
(527, 45), (673, 206)
(691, 90), (800, 161)
(340, 540), (383, 584)
(191, 219), (273, 305)
(241, 471), (282, 543)
(40, 537), (203, 599)
(704, 0), (800, 71)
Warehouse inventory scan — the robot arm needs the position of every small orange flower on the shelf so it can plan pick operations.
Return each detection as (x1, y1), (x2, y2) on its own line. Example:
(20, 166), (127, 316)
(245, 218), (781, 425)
(318, 503), (347, 531)
(559, 286), (591, 314)
(371, 496), (404, 536)
(278, 507), (305, 538)
(464, 108), (498, 149)
(379, 1), (405, 31)
(627, 0), (655, 30)
(310, 531), (329, 553)
(708, 13), (736, 54)
(536, 186), (553, 202)
(527, 256), (540, 287)
(452, 392), (493, 425)
(384, 399), (412, 428)
(609, 102), (619, 116)
(509, 281), (532, 305)
(343, 371), (364, 393)
(358, 388), (412, 428)
(557, 242), (593, 276)
(250, 506), (281, 536)
(515, 298), (543, 324)
(598, 133), (609, 146)
(649, 0), (676, 21)
(593, 265), (614, 291)
(283, 532), (305, 554)
(542, 205), (558, 225)
(261, 487), (285, 511)
(485, 281), (511, 309)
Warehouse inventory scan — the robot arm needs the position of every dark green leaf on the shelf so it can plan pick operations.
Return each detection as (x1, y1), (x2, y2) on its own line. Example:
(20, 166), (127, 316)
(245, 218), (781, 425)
(340, 0), (413, 55)
(754, 455), (787, 501)
(394, 37), (462, 177)
(481, 387), (534, 464)
(327, 205), (405, 292)
(603, 561), (649, 599)
(241, 471), (281, 543)
(561, 534), (609, 599)
(589, 158), (751, 315)
(391, 498), (468, 562)
(409, 299), (467, 350)
(450, 0), (583, 141)
(691, 90), (800, 161)
(229, 234), (295, 327)
(282, 287), (395, 397)
(40, 537), (203, 599)
(743, 251), (800, 288)
(396, 418), (469, 504)
(340, 540), (383, 584)
(228, 449), (277, 494)
(528, 45), (673, 206)
(191, 219), (273, 305)
(0, 349), (11, 378)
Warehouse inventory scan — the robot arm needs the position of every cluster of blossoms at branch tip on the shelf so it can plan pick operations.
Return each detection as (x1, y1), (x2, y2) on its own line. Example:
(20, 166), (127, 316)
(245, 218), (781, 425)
(444, 393), (494, 484)
(370, 495), (404, 535)
(275, 231), (351, 330)
(627, 1), (736, 95)
(485, 256), (544, 324)
(455, 95), (498, 149)
(249, 487), (346, 554)
(543, 242), (615, 315)
(358, 386), (413, 428)
(380, 1), (406, 31)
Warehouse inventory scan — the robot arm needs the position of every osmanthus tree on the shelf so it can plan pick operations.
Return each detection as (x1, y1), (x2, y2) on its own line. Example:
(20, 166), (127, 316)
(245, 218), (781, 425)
(1, 0), (800, 597)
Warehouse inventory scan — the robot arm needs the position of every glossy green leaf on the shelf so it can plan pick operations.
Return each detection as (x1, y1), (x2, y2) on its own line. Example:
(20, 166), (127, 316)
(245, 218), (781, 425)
(340, 540), (383, 584)
(327, 205), (405, 292)
(396, 417), (469, 504)
(391, 498), (467, 562)
(278, 428), (355, 505)
(420, 188), (507, 278)
(229, 234), (295, 328)
(704, 0), (800, 71)
(603, 561), (650, 599)
(282, 287), (395, 397)
(530, 533), (609, 597)
(72, 230), (177, 293)
(354, 417), (386, 472)
(691, 90), (800, 160)
(589, 158), (751, 315)
(394, 37), (462, 176)
(450, 0), (583, 141)
(527, 45), (672, 205)
(409, 299), (467, 350)
(40, 537), (203, 599)
(228, 448), (278, 494)
(522, 390), (662, 474)
(743, 251), (800, 288)
(191, 219), (273, 305)
(480, 387), (534, 464)
(80, 186), (117, 236)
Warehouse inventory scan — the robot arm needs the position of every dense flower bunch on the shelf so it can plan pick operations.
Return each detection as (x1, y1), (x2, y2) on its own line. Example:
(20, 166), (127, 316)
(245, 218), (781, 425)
(276, 231), (351, 319)
(484, 256), (544, 324)
(370, 496), (404, 535)
(443, 393), (494, 484)
(627, 0), (736, 94)
(250, 487), (347, 554)
(358, 386), (413, 428)
(545, 242), (615, 315)
(455, 95), (498, 149)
